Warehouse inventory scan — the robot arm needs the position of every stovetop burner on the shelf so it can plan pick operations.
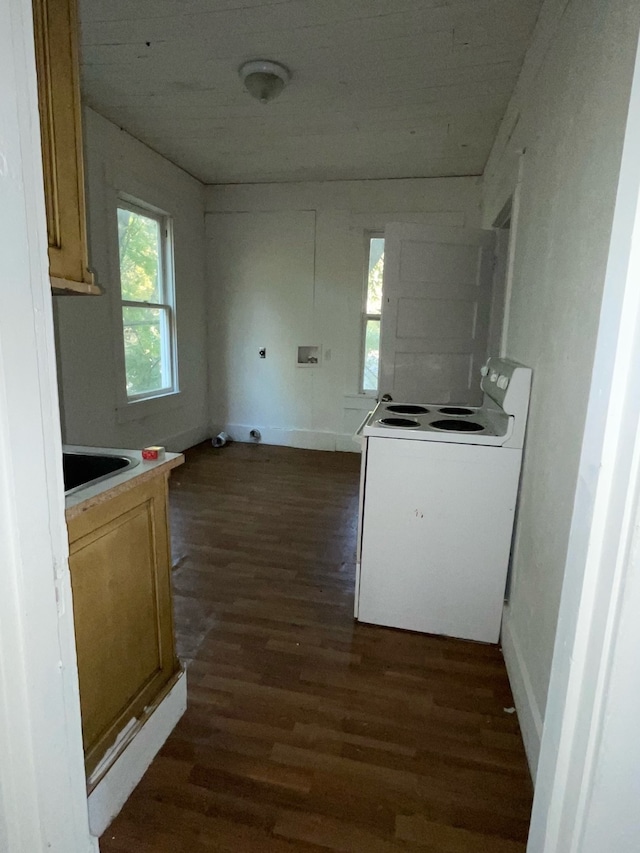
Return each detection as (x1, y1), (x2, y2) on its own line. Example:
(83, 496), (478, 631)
(378, 417), (420, 428)
(385, 404), (430, 415)
(438, 406), (475, 416)
(431, 419), (484, 432)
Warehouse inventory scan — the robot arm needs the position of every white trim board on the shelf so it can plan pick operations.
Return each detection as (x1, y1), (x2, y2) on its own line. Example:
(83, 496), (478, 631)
(0, 0), (97, 848)
(213, 425), (361, 453)
(501, 610), (543, 778)
(88, 670), (187, 837)
(157, 424), (211, 453)
(527, 24), (640, 853)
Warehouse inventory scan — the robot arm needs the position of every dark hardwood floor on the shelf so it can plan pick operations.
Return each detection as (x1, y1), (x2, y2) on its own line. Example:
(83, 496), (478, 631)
(100, 442), (532, 852)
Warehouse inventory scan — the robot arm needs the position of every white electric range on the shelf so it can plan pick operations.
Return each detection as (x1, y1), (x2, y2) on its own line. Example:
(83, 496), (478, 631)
(354, 357), (532, 643)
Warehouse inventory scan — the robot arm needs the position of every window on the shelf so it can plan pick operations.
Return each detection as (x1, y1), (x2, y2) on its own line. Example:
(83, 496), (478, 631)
(117, 202), (177, 400)
(361, 236), (384, 393)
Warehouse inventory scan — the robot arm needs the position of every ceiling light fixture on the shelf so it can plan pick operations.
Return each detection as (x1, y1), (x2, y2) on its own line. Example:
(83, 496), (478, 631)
(239, 59), (290, 104)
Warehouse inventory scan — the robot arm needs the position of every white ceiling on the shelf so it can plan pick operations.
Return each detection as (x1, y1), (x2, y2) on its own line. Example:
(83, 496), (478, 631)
(78, 0), (543, 185)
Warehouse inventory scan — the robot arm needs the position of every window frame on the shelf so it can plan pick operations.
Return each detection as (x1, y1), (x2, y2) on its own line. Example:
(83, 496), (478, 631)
(116, 198), (178, 404)
(360, 232), (384, 396)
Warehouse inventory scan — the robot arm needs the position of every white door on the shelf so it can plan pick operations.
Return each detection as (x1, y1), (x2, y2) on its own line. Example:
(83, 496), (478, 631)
(379, 223), (496, 404)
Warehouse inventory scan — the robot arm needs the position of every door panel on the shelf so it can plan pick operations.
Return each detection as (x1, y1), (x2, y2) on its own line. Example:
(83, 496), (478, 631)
(393, 353), (474, 403)
(399, 241), (480, 285)
(397, 297), (477, 341)
(380, 223), (495, 404)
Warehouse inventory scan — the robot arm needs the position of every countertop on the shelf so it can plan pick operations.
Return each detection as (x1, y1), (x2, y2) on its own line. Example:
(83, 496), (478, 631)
(64, 445), (184, 521)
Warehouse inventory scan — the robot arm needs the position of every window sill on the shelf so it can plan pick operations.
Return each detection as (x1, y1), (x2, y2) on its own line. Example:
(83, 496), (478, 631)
(116, 390), (183, 424)
(343, 393), (378, 407)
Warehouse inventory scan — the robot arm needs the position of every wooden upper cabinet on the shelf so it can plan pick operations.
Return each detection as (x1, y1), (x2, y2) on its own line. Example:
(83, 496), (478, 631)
(32, 0), (100, 295)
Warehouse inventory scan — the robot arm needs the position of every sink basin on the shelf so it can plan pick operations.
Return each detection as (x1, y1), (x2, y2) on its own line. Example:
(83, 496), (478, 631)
(63, 451), (138, 494)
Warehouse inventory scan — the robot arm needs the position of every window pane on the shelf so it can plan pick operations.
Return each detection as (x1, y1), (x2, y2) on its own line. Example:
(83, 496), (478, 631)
(122, 306), (169, 396)
(363, 318), (381, 392)
(367, 237), (384, 314)
(118, 208), (161, 302)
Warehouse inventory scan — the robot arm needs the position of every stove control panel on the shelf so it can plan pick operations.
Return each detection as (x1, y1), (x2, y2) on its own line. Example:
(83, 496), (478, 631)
(481, 357), (531, 416)
(484, 369), (509, 389)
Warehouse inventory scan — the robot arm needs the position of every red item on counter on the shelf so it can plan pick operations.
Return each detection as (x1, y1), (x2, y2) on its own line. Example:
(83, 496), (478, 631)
(142, 446), (165, 461)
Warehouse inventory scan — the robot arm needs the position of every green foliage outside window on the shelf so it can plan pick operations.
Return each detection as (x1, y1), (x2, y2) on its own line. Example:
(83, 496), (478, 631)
(118, 207), (172, 397)
(363, 318), (381, 391)
(367, 238), (384, 314)
(362, 237), (384, 392)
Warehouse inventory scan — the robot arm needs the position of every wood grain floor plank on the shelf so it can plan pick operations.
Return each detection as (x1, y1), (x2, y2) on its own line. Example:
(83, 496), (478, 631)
(274, 809), (406, 852)
(396, 813), (527, 852)
(100, 442), (532, 852)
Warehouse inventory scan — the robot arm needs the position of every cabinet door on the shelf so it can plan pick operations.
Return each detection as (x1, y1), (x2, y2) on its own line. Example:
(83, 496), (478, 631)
(32, 0), (100, 294)
(67, 476), (178, 777)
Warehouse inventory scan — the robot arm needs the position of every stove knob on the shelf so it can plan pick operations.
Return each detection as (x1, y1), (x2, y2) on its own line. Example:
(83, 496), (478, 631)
(490, 371), (498, 382)
(497, 375), (509, 390)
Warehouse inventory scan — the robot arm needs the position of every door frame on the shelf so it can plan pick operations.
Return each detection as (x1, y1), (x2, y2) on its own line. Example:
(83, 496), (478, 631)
(0, 0), (96, 849)
(527, 32), (640, 853)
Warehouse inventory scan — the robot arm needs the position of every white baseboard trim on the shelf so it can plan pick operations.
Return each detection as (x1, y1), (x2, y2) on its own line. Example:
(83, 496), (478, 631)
(87, 670), (187, 837)
(501, 610), (543, 780)
(213, 424), (360, 453)
(336, 434), (362, 453)
(159, 424), (210, 453)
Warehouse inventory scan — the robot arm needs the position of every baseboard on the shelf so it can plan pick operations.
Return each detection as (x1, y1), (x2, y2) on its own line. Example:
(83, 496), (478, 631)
(336, 433), (363, 453)
(501, 609), (543, 780)
(159, 424), (211, 453)
(213, 424), (360, 453)
(87, 670), (187, 837)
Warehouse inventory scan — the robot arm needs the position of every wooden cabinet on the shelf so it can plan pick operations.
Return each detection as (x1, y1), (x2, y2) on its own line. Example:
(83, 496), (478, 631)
(67, 474), (180, 778)
(32, 0), (100, 294)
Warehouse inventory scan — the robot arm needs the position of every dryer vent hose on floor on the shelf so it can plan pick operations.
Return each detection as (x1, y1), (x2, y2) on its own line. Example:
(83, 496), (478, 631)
(212, 431), (230, 448)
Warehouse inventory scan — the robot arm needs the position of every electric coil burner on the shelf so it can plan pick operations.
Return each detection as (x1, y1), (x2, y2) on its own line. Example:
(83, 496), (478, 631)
(385, 404), (430, 415)
(431, 418), (484, 432)
(438, 406), (475, 416)
(378, 417), (419, 428)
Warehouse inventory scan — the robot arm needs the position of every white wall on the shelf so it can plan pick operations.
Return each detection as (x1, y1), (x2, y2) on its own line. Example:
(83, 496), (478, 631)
(206, 177), (482, 451)
(54, 108), (209, 452)
(482, 0), (640, 774)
